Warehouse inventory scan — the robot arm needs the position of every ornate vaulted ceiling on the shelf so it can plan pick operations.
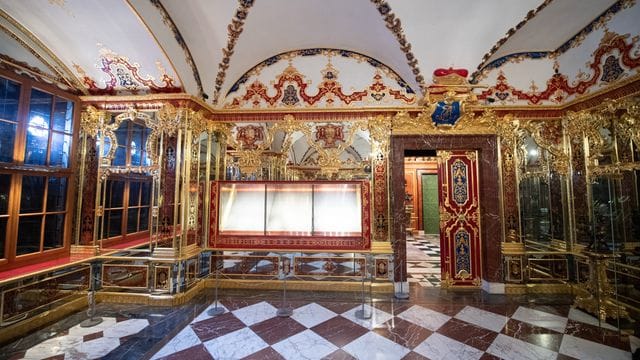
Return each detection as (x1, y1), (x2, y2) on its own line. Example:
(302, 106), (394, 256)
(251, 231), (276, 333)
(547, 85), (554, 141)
(0, 0), (638, 108)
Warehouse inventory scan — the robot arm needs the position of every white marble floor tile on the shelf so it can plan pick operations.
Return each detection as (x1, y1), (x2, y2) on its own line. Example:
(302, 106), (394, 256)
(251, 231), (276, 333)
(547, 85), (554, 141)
(73, 337), (121, 360)
(397, 304), (451, 331)
(193, 302), (229, 323)
(272, 329), (338, 360)
(203, 327), (268, 360)
(231, 301), (277, 326)
(291, 303), (337, 328)
(559, 334), (631, 360)
(567, 307), (618, 330)
(23, 335), (83, 359)
(413, 333), (484, 360)
(150, 325), (201, 360)
(342, 304), (393, 330)
(486, 333), (558, 360)
(454, 305), (509, 332)
(103, 318), (149, 338)
(343, 331), (410, 360)
(511, 306), (568, 333)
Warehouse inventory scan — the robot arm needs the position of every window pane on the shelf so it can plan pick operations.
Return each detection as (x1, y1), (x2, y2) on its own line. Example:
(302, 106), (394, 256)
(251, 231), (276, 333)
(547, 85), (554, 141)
(107, 209), (123, 237)
(44, 214), (65, 250)
(0, 77), (20, 122)
(0, 217), (7, 259)
(25, 128), (49, 165)
(53, 98), (73, 133)
(115, 121), (128, 150)
(143, 128), (152, 166)
(131, 123), (143, 166)
(47, 177), (67, 212)
(105, 180), (124, 208)
(28, 88), (52, 128)
(17, 215), (43, 255)
(129, 182), (140, 206)
(139, 207), (149, 231)
(127, 208), (139, 233)
(20, 176), (46, 213)
(140, 182), (151, 206)
(113, 146), (126, 166)
(0, 121), (16, 162)
(50, 132), (71, 167)
(0, 174), (10, 214)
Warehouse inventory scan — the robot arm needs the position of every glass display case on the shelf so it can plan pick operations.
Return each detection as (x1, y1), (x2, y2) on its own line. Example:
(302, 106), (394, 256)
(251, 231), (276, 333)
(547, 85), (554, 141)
(212, 181), (370, 251)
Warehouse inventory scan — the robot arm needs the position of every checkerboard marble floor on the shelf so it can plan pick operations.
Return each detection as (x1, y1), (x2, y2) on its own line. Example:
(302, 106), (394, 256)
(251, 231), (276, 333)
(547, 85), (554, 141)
(151, 299), (637, 360)
(407, 233), (442, 287)
(3, 288), (638, 360)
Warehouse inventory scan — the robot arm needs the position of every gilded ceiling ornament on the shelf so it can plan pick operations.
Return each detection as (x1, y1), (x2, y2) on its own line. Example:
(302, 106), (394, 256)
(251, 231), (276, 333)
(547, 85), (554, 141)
(477, 30), (640, 105)
(369, 0), (426, 93)
(212, 0), (255, 104)
(75, 45), (181, 96)
(149, 0), (205, 98)
(471, 0), (634, 82)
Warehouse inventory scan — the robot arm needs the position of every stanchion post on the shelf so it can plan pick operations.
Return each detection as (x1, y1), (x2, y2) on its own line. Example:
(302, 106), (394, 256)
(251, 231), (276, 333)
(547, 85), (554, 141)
(81, 263), (103, 327)
(207, 253), (225, 316)
(277, 254), (293, 317)
(355, 254), (372, 320)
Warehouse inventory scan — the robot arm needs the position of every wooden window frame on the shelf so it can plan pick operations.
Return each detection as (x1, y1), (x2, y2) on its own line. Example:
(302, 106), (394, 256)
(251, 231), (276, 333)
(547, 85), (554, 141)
(0, 69), (80, 271)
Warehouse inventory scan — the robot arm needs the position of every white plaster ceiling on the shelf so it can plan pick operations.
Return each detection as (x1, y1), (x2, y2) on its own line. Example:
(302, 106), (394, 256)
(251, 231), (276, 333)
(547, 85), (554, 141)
(0, 0), (630, 105)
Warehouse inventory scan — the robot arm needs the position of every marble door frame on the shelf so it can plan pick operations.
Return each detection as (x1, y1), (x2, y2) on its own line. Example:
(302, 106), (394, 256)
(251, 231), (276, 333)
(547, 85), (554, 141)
(390, 135), (503, 285)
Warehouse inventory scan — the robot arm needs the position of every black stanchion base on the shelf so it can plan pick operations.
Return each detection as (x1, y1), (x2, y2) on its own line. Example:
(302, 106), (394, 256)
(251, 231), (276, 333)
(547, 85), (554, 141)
(80, 317), (103, 328)
(276, 308), (293, 317)
(394, 292), (410, 300)
(207, 305), (225, 317)
(354, 309), (372, 320)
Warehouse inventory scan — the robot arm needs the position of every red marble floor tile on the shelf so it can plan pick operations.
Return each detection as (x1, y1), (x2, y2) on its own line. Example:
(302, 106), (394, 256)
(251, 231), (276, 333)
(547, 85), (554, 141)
(437, 318), (499, 352)
(501, 318), (563, 352)
(250, 317), (306, 345)
(374, 317), (432, 349)
(475, 303), (520, 318)
(83, 331), (104, 342)
(526, 304), (571, 318)
(316, 301), (360, 314)
(242, 346), (286, 360)
(478, 353), (503, 360)
(414, 303), (465, 317)
(401, 351), (430, 360)
(265, 299), (308, 310)
(157, 344), (213, 360)
(42, 355), (65, 360)
(311, 316), (369, 347)
(564, 319), (629, 351)
(555, 353), (580, 360)
(322, 349), (358, 360)
(190, 312), (246, 342)
(7, 351), (26, 360)
(219, 298), (261, 311)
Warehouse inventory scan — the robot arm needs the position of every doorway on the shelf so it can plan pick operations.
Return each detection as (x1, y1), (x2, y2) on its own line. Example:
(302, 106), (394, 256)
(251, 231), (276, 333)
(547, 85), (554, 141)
(404, 150), (441, 287)
(391, 135), (502, 289)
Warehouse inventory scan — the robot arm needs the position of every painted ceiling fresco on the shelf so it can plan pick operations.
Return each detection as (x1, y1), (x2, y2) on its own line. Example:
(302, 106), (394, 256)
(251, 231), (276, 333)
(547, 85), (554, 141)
(0, 0), (638, 107)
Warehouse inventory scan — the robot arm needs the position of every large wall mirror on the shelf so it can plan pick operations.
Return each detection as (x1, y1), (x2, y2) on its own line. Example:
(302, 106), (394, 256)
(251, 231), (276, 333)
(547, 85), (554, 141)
(517, 121), (569, 250)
